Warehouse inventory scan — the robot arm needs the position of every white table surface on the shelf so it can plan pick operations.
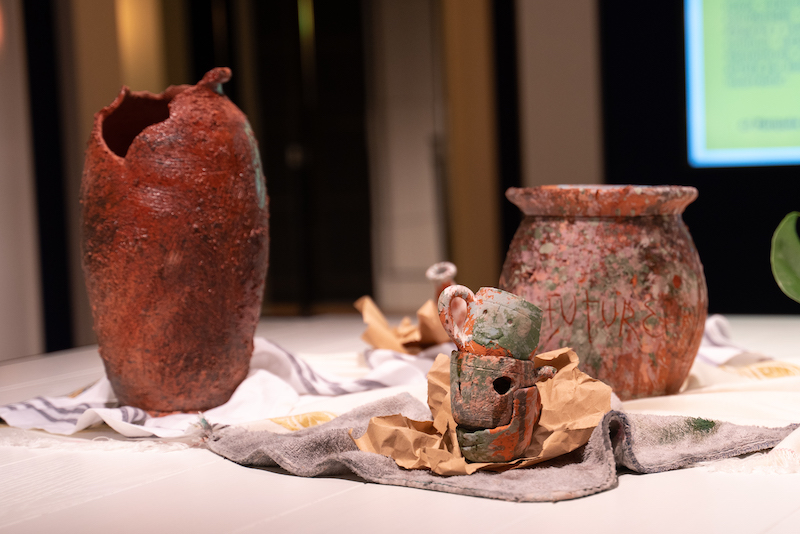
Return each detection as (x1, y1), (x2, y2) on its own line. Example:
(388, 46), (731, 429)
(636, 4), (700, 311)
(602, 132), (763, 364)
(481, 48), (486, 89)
(1, 315), (799, 534)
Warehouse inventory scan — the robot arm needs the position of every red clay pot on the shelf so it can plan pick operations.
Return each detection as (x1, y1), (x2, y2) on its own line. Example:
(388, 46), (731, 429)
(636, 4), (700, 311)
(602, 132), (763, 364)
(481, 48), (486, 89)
(81, 68), (269, 413)
(499, 185), (707, 400)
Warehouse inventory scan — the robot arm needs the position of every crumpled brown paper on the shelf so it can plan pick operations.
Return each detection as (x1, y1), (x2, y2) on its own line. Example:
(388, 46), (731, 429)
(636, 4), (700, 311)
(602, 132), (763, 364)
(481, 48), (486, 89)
(354, 296), (451, 354)
(353, 347), (612, 475)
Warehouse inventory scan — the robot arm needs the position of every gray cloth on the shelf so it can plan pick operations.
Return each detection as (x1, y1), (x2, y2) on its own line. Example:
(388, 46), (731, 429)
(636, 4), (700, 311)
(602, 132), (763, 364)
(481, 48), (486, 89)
(205, 393), (798, 502)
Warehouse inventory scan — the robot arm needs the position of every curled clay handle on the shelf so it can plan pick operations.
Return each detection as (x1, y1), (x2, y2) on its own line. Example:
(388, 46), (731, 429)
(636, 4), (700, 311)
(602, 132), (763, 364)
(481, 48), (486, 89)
(437, 284), (475, 347)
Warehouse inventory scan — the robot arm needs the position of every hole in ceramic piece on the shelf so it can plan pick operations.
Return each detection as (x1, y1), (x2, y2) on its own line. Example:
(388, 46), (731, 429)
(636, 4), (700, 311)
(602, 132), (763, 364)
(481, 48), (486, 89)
(493, 376), (512, 395)
(103, 93), (175, 158)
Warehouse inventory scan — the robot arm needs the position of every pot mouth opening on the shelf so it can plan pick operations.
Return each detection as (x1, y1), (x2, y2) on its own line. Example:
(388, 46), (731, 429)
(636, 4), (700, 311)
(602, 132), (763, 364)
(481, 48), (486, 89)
(102, 92), (173, 158)
(506, 184), (699, 217)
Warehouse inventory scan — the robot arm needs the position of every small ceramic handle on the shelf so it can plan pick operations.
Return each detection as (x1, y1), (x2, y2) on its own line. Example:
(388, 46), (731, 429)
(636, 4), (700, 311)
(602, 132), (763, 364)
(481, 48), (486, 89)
(437, 284), (475, 347)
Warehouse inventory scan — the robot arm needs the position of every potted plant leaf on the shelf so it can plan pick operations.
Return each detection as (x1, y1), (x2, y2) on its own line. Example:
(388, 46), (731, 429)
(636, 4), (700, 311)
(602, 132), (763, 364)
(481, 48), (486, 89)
(771, 212), (800, 303)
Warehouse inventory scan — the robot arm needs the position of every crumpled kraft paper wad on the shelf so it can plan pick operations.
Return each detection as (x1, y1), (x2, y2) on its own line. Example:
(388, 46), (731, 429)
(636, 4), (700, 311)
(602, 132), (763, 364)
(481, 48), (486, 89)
(353, 347), (612, 475)
(354, 296), (451, 354)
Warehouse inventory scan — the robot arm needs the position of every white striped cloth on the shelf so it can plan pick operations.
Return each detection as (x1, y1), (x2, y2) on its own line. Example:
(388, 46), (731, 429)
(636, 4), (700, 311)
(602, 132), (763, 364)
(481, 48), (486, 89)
(696, 314), (771, 366)
(0, 337), (454, 439)
(3, 316), (764, 440)
(251, 337), (451, 395)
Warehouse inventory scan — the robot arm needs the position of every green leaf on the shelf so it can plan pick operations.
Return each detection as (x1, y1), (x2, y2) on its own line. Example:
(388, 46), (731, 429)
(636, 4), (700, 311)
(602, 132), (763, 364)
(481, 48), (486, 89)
(771, 211), (800, 304)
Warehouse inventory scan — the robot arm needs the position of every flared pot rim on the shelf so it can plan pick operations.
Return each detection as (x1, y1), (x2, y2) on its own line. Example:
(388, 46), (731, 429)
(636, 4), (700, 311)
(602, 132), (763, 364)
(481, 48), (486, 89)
(506, 184), (698, 217)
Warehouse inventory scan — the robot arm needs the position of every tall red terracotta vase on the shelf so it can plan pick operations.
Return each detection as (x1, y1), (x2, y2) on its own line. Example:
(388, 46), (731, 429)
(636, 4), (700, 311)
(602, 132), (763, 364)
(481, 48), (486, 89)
(81, 68), (269, 413)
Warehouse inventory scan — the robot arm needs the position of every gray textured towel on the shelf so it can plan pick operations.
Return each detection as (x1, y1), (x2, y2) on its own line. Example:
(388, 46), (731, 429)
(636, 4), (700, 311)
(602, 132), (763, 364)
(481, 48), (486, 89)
(205, 393), (798, 502)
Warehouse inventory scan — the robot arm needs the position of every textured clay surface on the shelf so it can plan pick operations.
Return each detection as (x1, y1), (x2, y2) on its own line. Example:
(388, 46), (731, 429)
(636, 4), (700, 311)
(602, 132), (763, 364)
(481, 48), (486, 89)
(438, 285), (542, 360)
(499, 185), (707, 400)
(450, 351), (542, 429)
(81, 68), (269, 413)
(455, 371), (541, 463)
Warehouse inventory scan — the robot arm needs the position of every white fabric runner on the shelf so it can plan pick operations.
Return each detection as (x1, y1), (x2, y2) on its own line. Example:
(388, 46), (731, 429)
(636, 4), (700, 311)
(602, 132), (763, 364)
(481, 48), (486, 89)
(0, 338), (452, 438)
(2, 313), (799, 473)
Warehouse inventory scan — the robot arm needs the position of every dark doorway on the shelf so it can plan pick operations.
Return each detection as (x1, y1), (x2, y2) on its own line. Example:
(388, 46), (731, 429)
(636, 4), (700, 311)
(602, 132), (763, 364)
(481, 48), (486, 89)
(23, 0), (74, 352)
(493, 0), (524, 257)
(186, 0), (373, 314)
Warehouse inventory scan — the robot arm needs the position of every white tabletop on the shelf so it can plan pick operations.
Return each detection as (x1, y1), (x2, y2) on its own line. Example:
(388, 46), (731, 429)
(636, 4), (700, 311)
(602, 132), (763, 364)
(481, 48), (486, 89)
(1, 315), (799, 534)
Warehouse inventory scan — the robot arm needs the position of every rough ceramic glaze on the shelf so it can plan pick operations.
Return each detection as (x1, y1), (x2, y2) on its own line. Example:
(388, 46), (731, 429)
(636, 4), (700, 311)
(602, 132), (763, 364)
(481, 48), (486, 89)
(438, 285), (543, 359)
(450, 351), (556, 428)
(449, 352), (556, 463)
(499, 185), (707, 400)
(455, 375), (541, 463)
(438, 285), (555, 462)
(81, 68), (269, 413)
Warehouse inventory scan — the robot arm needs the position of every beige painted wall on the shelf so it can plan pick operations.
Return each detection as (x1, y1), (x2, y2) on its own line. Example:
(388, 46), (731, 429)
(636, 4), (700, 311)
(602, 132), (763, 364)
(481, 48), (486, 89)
(0, 0), (44, 360)
(116, 0), (167, 93)
(364, 0), (447, 312)
(440, 0), (502, 291)
(515, 0), (604, 187)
